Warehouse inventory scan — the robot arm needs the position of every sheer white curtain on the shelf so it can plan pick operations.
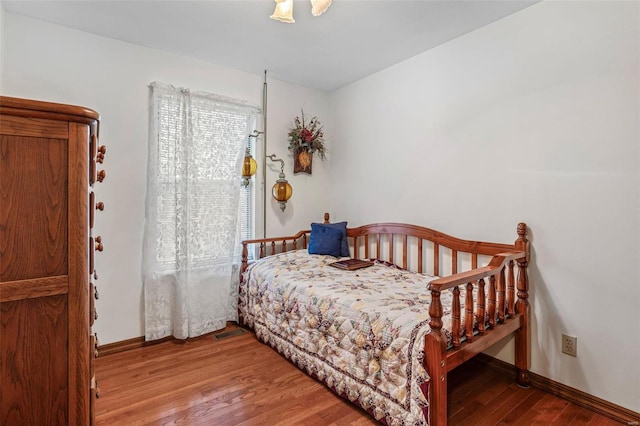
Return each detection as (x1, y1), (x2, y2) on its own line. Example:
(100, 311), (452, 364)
(143, 82), (259, 341)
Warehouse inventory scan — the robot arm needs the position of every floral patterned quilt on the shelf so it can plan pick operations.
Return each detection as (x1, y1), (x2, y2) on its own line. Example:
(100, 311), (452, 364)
(239, 250), (460, 426)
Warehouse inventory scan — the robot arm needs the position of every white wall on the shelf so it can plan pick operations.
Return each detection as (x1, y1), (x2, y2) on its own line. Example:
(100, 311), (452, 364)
(0, 4), (5, 88)
(330, 0), (639, 413)
(2, 12), (330, 345)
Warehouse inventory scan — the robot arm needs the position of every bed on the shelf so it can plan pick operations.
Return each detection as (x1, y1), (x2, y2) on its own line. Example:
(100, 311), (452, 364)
(239, 214), (530, 425)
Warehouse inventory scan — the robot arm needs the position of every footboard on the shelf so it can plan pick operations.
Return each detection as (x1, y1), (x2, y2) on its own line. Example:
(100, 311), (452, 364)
(422, 223), (529, 425)
(344, 220), (530, 425)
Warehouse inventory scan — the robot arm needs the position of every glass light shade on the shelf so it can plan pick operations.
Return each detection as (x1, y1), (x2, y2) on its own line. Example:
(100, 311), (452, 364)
(272, 178), (293, 212)
(270, 0), (295, 23)
(241, 152), (257, 187)
(242, 155), (257, 178)
(310, 0), (332, 16)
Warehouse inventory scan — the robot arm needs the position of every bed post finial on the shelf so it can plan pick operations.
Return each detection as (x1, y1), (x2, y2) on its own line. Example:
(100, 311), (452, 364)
(514, 222), (530, 387)
(517, 222), (529, 262)
(324, 212), (330, 224)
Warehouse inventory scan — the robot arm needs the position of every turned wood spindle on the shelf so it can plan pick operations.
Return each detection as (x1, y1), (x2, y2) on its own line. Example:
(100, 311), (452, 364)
(428, 289), (444, 342)
(465, 282), (474, 342)
(477, 278), (486, 335)
(452, 286), (461, 347)
(498, 267), (506, 322)
(488, 275), (496, 328)
(507, 260), (515, 317)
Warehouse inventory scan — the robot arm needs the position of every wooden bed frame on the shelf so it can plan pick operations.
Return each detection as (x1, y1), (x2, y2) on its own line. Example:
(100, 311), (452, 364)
(240, 214), (530, 425)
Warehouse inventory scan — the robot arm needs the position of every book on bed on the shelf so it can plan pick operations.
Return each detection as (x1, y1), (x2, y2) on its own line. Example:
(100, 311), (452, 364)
(329, 258), (374, 270)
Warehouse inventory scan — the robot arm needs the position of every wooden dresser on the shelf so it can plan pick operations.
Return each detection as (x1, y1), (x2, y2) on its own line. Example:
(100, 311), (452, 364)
(0, 96), (105, 425)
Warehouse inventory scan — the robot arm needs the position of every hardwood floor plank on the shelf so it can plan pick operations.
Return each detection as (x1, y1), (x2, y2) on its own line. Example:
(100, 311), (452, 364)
(460, 384), (536, 426)
(497, 389), (546, 424)
(95, 325), (625, 425)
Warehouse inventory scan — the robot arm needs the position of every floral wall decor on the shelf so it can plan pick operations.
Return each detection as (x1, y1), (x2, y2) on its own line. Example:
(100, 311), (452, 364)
(287, 110), (326, 174)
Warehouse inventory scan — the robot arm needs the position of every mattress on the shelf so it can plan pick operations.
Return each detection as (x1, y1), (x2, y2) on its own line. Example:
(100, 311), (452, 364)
(239, 250), (464, 425)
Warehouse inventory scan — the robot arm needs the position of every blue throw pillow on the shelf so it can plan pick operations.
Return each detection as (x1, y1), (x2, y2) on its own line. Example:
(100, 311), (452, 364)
(311, 221), (349, 257)
(308, 224), (343, 257)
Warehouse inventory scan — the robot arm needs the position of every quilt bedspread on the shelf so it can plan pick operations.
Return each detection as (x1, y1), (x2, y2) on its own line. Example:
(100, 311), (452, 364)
(239, 250), (463, 426)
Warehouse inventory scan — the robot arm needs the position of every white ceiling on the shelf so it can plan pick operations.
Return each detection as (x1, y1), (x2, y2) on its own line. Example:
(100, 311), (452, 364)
(2, 0), (538, 91)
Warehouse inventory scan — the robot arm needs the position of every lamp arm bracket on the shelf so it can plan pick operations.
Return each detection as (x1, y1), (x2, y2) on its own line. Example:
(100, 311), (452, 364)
(249, 129), (264, 139)
(266, 154), (285, 174)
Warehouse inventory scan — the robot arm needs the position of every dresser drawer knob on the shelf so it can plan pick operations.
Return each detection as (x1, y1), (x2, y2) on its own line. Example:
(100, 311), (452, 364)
(96, 201), (105, 211)
(95, 236), (103, 252)
(97, 145), (106, 164)
(94, 285), (100, 300)
(94, 308), (99, 321)
(97, 169), (106, 182)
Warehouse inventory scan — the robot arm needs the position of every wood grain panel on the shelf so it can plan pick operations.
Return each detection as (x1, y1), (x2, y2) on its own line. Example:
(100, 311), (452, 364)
(1, 96), (99, 426)
(67, 122), (91, 426)
(0, 275), (68, 302)
(0, 295), (68, 425)
(0, 135), (68, 281)
(0, 115), (68, 139)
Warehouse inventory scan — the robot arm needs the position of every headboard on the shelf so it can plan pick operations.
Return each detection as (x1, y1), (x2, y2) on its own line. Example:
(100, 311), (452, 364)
(241, 212), (527, 280)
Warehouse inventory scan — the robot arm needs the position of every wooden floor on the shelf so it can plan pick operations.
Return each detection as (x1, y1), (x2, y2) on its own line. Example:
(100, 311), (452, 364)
(95, 324), (621, 425)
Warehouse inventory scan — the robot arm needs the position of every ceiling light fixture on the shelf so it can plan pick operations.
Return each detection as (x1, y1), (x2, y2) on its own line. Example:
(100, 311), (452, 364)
(311, 0), (332, 16)
(270, 0), (295, 23)
(270, 0), (332, 23)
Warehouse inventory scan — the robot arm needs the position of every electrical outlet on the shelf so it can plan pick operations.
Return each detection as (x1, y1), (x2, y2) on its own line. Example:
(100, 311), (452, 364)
(562, 333), (577, 356)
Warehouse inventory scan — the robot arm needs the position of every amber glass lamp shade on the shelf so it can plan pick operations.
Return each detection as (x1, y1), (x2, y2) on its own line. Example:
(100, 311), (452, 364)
(241, 150), (257, 187)
(272, 176), (292, 212)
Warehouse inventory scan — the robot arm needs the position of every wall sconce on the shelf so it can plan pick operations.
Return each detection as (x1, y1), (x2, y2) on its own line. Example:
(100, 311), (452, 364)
(242, 130), (293, 212)
(270, 0), (332, 23)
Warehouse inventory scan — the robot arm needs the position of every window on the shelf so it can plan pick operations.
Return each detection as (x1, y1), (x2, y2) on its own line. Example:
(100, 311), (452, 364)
(146, 83), (259, 272)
